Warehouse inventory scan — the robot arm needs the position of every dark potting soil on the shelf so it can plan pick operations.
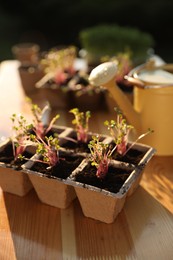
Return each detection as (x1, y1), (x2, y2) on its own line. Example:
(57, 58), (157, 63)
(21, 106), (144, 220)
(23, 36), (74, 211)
(60, 132), (90, 153)
(30, 154), (84, 179)
(61, 139), (90, 153)
(74, 162), (132, 193)
(60, 132), (105, 154)
(0, 142), (34, 169)
(0, 142), (14, 163)
(110, 143), (146, 165)
(45, 127), (65, 137)
(30, 127), (64, 139)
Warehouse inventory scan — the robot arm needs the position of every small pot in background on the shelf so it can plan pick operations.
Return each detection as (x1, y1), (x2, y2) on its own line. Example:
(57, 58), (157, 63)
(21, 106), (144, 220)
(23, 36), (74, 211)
(11, 42), (40, 65)
(69, 90), (106, 111)
(18, 64), (45, 96)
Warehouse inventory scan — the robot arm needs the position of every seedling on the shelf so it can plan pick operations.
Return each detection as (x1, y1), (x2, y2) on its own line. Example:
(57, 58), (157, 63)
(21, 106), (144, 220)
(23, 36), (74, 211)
(69, 108), (91, 143)
(88, 135), (112, 179)
(104, 107), (153, 156)
(10, 113), (33, 161)
(30, 134), (60, 169)
(37, 45), (77, 87)
(27, 98), (60, 139)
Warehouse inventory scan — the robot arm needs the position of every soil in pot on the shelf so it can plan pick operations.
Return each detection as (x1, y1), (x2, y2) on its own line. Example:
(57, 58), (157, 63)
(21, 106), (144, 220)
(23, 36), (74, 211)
(68, 144), (155, 223)
(61, 140), (90, 153)
(0, 140), (34, 196)
(68, 72), (106, 111)
(23, 151), (83, 208)
(73, 161), (133, 193)
(108, 142), (146, 165)
(0, 141), (34, 170)
(42, 126), (67, 137)
(60, 131), (106, 154)
(30, 151), (84, 179)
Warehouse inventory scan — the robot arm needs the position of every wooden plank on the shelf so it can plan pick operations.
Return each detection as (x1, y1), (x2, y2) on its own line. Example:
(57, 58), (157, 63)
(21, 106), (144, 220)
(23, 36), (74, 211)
(0, 190), (63, 260)
(61, 204), (77, 259)
(141, 156), (173, 213)
(125, 186), (173, 259)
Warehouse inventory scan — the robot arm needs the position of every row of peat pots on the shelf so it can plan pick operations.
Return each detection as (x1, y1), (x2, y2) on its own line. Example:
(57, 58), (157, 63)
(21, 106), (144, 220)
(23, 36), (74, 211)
(0, 125), (155, 224)
(18, 62), (124, 112)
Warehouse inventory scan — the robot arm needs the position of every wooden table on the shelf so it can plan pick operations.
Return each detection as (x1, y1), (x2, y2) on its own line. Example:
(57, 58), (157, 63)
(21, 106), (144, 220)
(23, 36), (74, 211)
(0, 61), (173, 260)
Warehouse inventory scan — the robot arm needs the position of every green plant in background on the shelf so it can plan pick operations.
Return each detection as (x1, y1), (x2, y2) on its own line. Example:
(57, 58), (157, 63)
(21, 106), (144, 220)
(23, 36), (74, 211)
(36, 45), (77, 88)
(79, 24), (155, 65)
(40, 46), (77, 84)
(110, 52), (133, 87)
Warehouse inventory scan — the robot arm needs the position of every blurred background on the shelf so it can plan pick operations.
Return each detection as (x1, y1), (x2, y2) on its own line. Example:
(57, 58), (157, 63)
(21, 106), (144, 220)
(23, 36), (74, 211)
(0, 0), (172, 62)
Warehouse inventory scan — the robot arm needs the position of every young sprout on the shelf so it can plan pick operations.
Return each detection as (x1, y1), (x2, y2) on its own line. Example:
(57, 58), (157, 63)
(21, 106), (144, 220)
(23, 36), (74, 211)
(10, 113), (33, 161)
(27, 98), (60, 139)
(69, 108), (91, 143)
(31, 134), (60, 169)
(104, 108), (133, 155)
(104, 107), (154, 156)
(88, 135), (112, 179)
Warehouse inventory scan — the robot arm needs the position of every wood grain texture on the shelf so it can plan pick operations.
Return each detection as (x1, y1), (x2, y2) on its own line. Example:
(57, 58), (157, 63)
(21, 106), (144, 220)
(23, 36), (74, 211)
(0, 61), (173, 260)
(141, 156), (173, 214)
